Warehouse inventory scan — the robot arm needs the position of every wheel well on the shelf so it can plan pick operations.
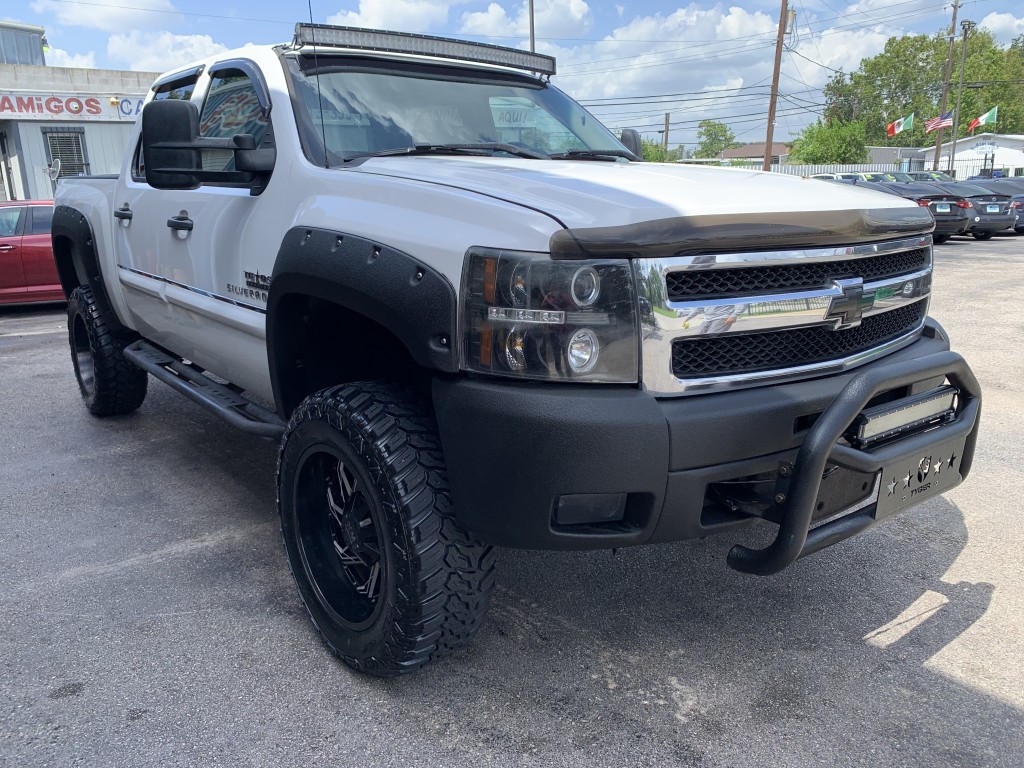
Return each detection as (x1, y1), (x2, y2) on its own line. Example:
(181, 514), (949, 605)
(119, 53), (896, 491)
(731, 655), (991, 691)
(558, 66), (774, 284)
(51, 234), (83, 298)
(271, 294), (434, 417)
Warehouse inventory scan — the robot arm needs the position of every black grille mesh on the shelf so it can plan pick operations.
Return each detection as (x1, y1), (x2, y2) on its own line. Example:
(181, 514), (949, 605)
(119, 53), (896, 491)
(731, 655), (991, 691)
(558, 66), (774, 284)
(666, 247), (930, 300)
(671, 301), (926, 378)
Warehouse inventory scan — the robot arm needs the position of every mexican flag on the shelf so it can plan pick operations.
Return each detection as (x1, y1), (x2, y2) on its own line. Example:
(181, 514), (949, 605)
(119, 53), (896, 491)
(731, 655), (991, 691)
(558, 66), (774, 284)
(968, 106), (998, 132)
(886, 113), (914, 137)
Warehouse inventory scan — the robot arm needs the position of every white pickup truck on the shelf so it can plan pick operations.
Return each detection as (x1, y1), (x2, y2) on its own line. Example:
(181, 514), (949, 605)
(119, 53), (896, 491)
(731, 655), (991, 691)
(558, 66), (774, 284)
(53, 24), (981, 676)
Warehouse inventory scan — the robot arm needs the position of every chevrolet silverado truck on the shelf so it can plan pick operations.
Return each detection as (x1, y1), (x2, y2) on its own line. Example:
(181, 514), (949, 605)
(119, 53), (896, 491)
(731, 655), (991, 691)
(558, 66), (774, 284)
(52, 25), (981, 676)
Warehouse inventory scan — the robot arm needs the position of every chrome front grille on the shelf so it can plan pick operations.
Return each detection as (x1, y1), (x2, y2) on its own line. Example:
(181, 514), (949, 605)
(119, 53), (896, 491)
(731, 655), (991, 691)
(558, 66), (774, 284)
(670, 301), (927, 378)
(665, 247), (931, 300)
(635, 235), (933, 396)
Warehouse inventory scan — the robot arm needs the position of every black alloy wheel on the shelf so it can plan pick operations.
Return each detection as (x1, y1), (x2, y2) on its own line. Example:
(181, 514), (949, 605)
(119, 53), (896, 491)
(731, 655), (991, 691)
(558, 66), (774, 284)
(292, 444), (387, 630)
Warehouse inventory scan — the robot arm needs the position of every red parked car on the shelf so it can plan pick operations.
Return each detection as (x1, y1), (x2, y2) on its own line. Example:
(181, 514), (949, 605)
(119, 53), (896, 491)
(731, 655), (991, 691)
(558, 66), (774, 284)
(0, 200), (63, 305)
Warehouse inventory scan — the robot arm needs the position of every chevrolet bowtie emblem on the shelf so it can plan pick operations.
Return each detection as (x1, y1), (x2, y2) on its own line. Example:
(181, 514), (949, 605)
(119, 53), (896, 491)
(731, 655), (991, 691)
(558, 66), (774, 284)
(825, 278), (873, 330)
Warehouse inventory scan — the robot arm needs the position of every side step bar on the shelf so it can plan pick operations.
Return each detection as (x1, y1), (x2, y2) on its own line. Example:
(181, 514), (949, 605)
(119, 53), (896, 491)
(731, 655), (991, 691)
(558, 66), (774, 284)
(123, 340), (286, 439)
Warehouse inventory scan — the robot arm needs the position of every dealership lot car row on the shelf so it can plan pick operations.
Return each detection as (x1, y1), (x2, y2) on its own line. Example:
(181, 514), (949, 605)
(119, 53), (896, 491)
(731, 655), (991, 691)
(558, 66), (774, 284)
(816, 173), (1024, 242)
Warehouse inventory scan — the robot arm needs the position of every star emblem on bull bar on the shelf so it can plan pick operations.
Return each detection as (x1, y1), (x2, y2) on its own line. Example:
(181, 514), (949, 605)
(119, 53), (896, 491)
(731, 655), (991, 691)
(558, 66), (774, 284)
(887, 477), (899, 496)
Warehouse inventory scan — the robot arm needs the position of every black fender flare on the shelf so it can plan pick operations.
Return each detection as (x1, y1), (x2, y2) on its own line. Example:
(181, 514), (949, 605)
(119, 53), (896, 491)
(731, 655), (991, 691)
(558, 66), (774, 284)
(50, 205), (132, 337)
(267, 227), (459, 407)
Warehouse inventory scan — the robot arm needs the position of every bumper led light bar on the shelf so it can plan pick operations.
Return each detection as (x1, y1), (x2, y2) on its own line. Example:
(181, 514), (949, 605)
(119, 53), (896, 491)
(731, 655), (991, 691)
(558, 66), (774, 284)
(293, 23), (557, 76)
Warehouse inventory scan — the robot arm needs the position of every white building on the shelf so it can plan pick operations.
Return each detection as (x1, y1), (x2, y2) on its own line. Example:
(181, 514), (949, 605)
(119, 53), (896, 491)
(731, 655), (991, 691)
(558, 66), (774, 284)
(0, 21), (158, 201)
(932, 133), (1024, 179)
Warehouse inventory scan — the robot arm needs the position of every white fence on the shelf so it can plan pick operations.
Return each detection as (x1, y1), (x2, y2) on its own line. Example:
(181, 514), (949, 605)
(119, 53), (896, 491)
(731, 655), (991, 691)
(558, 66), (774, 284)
(700, 158), (1024, 180)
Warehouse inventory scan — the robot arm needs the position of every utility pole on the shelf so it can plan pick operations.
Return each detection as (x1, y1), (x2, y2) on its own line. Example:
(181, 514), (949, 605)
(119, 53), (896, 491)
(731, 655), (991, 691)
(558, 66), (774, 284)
(763, 0), (788, 172)
(947, 19), (975, 176)
(528, 0), (535, 52)
(931, 0), (960, 171)
(663, 113), (670, 152)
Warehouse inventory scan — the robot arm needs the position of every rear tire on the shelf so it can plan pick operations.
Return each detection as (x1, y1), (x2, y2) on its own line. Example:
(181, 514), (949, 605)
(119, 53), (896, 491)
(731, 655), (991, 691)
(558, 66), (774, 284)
(278, 382), (496, 677)
(933, 234), (950, 244)
(972, 231), (994, 240)
(68, 286), (147, 416)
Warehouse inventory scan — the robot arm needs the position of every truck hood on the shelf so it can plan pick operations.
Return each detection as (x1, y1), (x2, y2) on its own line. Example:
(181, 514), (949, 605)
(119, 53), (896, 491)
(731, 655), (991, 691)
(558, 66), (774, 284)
(355, 157), (933, 257)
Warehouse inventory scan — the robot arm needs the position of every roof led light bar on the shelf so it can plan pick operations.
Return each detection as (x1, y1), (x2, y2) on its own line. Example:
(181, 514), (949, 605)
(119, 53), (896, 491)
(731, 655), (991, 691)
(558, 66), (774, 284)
(293, 23), (556, 76)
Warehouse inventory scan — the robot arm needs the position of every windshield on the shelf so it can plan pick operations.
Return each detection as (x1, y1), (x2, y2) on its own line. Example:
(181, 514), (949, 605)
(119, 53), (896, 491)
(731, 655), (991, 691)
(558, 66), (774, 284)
(284, 55), (628, 164)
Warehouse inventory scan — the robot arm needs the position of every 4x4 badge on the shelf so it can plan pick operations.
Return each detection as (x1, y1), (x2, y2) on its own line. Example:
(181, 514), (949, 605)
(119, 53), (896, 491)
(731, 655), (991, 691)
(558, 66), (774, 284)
(825, 278), (873, 330)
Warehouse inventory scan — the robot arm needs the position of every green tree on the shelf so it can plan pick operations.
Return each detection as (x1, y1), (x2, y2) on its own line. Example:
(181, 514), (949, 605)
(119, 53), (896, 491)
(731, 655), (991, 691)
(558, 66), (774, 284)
(788, 121), (869, 164)
(693, 120), (741, 159)
(640, 138), (685, 163)
(823, 29), (1024, 144)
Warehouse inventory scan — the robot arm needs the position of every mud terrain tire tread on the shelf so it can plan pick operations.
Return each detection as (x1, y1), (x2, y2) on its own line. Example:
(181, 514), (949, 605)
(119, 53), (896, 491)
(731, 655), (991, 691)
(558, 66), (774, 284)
(68, 285), (147, 416)
(278, 382), (496, 677)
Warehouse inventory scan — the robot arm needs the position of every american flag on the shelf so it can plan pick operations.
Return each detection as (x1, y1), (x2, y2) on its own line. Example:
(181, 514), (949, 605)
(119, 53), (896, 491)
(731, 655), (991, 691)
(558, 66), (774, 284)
(925, 111), (954, 133)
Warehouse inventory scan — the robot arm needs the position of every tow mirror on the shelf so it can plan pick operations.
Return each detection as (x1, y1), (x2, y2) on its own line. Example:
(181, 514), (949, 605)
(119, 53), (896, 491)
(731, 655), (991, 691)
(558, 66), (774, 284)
(620, 128), (643, 162)
(141, 100), (276, 191)
(142, 99), (201, 189)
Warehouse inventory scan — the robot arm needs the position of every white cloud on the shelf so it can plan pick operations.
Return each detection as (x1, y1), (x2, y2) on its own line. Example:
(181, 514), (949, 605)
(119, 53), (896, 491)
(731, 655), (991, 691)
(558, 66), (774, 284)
(461, 0), (591, 40)
(979, 12), (1024, 45)
(539, 3), (899, 146)
(45, 47), (97, 69)
(30, 0), (181, 32)
(106, 31), (227, 72)
(326, 0), (458, 33)
(787, 26), (889, 88)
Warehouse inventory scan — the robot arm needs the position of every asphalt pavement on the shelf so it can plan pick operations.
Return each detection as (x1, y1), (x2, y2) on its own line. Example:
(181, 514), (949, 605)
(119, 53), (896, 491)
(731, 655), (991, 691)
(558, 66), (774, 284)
(1, 233), (1022, 767)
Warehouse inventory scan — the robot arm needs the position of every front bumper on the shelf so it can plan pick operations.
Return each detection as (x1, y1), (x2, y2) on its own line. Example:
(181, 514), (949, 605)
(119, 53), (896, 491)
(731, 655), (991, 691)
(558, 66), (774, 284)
(433, 320), (980, 572)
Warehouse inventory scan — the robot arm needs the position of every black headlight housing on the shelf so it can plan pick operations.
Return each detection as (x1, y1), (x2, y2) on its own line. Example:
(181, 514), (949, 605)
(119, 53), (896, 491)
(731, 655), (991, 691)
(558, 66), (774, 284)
(460, 248), (638, 383)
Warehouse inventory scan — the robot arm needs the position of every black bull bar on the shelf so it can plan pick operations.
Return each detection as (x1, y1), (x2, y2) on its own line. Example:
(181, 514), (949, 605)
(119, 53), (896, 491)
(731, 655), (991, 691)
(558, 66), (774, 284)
(727, 351), (981, 576)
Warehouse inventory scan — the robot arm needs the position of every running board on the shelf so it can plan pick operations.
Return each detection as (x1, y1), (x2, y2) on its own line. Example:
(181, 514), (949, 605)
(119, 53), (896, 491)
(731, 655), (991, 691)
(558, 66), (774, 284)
(123, 340), (286, 439)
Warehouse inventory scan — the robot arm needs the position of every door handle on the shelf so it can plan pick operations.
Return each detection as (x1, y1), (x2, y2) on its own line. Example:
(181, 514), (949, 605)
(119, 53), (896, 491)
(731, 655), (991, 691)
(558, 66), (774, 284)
(167, 211), (193, 234)
(114, 204), (133, 222)
(0, 244), (14, 252)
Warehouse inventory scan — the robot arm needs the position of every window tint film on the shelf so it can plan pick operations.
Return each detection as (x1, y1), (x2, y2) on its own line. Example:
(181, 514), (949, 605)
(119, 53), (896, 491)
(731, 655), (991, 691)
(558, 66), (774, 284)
(29, 206), (52, 235)
(198, 71), (269, 171)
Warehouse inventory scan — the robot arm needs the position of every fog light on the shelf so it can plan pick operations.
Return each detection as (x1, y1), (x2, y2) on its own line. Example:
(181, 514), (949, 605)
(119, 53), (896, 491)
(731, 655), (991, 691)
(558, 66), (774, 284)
(571, 266), (601, 307)
(555, 493), (626, 525)
(567, 328), (599, 373)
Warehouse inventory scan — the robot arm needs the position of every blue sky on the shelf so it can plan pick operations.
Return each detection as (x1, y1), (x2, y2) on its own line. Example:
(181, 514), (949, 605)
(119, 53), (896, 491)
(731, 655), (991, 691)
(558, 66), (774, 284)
(10, 0), (1024, 147)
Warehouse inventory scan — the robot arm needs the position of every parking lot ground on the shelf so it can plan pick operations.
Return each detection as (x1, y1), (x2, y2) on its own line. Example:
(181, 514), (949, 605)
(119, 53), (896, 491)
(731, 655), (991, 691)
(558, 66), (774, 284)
(1, 235), (1023, 768)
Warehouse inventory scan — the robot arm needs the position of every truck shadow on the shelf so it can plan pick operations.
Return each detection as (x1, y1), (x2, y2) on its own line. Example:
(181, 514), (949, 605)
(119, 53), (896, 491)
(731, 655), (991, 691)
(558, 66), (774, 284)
(380, 496), (1017, 765)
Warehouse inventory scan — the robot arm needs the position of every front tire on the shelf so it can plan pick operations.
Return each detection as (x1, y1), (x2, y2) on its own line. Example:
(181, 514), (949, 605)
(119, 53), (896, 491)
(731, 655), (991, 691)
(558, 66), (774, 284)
(67, 286), (147, 416)
(278, 383), (496, 676)
(972, 231), (994, 240)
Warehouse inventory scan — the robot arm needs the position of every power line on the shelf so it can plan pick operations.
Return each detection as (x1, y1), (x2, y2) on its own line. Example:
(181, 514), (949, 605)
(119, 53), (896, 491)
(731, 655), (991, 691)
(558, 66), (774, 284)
(577, 81), (773, 104)
(784, 45), (843, 74)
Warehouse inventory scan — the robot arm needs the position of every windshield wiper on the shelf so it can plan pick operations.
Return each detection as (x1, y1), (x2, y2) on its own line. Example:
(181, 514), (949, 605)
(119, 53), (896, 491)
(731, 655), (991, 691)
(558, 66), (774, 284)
(547, 149), (636, 161)
(343, 143), (548, 162)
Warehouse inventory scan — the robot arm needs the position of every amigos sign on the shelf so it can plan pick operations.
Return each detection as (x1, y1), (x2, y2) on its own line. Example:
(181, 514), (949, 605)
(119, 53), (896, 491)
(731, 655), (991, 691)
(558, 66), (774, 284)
(0, 92), (148, 121)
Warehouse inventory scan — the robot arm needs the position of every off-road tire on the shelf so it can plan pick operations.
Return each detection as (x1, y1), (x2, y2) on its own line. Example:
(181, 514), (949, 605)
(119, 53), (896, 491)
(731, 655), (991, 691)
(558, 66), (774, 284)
(278, 382), (496, 677)
(933, 234), (950, 244)
(68, 286), (147, 416)
(972, 231), (994, 240)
